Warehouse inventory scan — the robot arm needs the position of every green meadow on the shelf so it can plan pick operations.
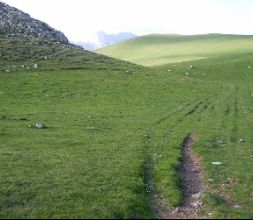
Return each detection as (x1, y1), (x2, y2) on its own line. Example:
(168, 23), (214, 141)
(97, 34), (253, 66)
(1, 33), (253, 218)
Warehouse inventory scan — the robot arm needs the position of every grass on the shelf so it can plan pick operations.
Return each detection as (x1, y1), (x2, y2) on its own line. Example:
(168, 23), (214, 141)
(0, 67), (216, 218)
(97, 34), (253, 66)
(157, 54), (253, 218)
(1, 33), (253, 218)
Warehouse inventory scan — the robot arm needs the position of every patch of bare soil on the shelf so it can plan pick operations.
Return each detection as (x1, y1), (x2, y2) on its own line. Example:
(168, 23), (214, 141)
(153, 133), (209, 219)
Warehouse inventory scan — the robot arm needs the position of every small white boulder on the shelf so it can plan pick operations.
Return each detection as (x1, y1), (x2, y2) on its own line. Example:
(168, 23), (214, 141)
(212, 162), (223, 165)
(35, 123), (45, 129)
(239, 138), (245, 143)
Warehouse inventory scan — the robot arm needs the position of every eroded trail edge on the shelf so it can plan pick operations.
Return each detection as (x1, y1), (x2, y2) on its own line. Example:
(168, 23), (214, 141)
(154, 133), (208, 219)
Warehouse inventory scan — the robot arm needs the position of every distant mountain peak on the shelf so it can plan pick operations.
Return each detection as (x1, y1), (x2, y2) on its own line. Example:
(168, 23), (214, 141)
(0, 1), (69, 44)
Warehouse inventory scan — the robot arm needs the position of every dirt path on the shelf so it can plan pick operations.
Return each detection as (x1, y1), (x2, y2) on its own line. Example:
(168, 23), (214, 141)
(153, 133), (208, 219)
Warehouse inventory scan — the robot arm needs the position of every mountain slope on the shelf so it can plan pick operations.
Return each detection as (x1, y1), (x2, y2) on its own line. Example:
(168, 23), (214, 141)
(0, 1), (135, 72)
(97, 34), (253, 66)
(77, 31), (137, 51)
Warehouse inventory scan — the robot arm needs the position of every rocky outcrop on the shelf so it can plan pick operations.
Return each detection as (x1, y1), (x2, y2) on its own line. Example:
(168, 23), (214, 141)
(0, 1), (68, 44)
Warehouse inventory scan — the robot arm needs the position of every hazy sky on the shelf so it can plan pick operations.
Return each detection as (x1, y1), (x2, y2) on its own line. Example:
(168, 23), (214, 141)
(2, 0), (253, 43)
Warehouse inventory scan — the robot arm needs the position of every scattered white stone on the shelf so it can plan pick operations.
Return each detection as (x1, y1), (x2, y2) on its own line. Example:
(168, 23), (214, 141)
(189, 65), (193, 69)
(191, 201), (202, 209)
(168, 69), (172, 72)
(185, 72), (189, 76)
(44, 56), (48, 60)
(35, 123), (45, 129)
(216, 140), (223, 144)
(190, 168), (198, 172)
(233, 205), (242, 209)
(208, 178), (214, 182)
(216, 140), (226, 147)
(33, 64), (38, 69)
(212, 162), (223, 165)
(5, 69), (10, 72)
(239, 138), (245, 143)
(208, 212), (213, 217)
(192, 192), (201, 199)
(21, 65), (25, 68)
(226, 177), (232, 184)
(172, 207), (179, 214)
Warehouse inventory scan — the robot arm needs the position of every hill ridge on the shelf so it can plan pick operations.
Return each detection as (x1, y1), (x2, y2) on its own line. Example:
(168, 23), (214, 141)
(97, 33), (253, 66)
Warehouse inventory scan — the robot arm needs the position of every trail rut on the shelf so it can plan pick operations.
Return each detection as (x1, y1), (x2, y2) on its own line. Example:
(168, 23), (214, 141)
(154, 133), (208, 219)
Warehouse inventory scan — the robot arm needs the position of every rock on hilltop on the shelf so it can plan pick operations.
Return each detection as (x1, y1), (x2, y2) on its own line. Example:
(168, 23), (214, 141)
(0, 1), (68, 44)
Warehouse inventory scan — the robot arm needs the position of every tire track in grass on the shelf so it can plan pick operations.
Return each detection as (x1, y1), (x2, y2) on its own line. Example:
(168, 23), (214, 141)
(231, 86), (239, 143)
(150, 92), (223, 218)
(153, 133), (208, 219)
(143, 92), (219, 218)
(143, 98), (205, 215)
(196, 84), (246, 216)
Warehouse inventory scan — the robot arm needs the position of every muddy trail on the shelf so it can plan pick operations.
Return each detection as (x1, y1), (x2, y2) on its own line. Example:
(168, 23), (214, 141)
(153, 133), (208, 219)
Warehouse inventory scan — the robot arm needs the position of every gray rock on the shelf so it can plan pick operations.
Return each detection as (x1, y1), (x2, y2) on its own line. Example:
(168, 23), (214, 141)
(0, 2), (69, 44)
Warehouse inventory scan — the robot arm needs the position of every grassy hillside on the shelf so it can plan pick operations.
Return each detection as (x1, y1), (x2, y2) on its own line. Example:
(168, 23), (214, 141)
(0, 33), (135, 72)
(97, 34), (253, 66)
(1, 31), (253, 219)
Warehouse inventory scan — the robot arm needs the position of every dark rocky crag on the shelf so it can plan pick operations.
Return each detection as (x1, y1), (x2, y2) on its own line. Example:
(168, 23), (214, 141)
(0, 1), (68, 44)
